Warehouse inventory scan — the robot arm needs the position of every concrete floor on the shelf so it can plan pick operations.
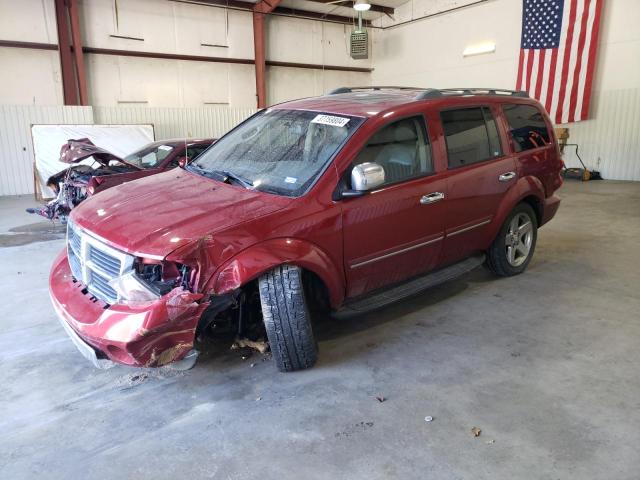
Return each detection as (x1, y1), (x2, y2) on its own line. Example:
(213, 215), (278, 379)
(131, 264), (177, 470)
(1, 180), (639, 480)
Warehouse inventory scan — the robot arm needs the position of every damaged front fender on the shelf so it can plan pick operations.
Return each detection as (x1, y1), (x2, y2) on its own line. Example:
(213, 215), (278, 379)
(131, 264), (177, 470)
(50, 251), (211, 368)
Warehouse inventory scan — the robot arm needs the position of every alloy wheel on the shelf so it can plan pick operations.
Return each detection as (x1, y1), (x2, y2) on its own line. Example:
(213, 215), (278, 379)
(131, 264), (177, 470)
(505, 212), (533, 267)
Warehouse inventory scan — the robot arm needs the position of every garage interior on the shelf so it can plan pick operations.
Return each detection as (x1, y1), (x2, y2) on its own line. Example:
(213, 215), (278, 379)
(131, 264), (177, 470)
(1, 0), (639, 479)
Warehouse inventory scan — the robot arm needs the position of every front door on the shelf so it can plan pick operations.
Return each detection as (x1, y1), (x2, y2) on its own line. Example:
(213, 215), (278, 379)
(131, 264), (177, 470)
(341, 115), (447, 298)
(438, 105), (516, 265)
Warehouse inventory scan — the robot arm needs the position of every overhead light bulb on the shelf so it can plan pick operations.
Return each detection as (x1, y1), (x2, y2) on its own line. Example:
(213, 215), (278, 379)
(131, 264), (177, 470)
(354, 0), (371, 11)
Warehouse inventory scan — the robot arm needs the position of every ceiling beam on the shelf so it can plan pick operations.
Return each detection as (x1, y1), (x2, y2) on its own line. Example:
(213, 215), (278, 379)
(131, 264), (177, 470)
(171, 0), (371, 26)
(305, 0), (394, 15)
(272, 6), (370, 25)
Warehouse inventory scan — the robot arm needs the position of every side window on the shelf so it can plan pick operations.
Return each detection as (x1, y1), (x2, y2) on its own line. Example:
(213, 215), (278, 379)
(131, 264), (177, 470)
(351, 116), (432, 186)
(186, 146), (208, 160)
(441, 107), (503, 169)
(168, 146), (206, 168)
(502, 104), (551, 151)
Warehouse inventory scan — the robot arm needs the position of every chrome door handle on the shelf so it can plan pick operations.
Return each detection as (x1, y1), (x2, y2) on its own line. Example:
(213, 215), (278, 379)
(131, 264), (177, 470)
(420, 192), (445, 205)
(499, 171), (517, 182)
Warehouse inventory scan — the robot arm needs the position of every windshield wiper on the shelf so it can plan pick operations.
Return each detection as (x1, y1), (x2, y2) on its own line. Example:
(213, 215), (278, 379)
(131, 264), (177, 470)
(210, 170), (254, 188)
(185, 163), (206, 174)
(186, 165), (253, 188)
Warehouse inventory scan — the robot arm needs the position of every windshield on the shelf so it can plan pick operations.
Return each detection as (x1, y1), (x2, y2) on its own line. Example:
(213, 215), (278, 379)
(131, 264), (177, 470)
(124, 144), (175, 169)
(190, 109), (364, 196)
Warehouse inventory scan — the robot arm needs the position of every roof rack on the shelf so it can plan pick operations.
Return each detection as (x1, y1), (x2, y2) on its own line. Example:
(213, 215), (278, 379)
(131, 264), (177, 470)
(326, 86), (426, 95)
(434, 88), (529, 98)
(327, 86), (529, 100)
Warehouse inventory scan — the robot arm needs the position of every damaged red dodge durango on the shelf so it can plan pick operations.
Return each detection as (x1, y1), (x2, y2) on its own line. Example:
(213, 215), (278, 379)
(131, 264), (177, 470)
(49, 87), (563, 372)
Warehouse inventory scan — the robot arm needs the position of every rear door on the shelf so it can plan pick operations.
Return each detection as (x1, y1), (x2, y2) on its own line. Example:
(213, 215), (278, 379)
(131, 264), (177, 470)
(501, 103), (562, 194)
(341, 115), (447, 298)
(439, 105), (516, 265)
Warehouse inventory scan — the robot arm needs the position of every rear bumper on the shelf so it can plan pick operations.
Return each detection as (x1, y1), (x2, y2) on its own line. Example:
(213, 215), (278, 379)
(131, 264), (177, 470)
(49, 250), (208, 368)
(540, 194), (561, 227)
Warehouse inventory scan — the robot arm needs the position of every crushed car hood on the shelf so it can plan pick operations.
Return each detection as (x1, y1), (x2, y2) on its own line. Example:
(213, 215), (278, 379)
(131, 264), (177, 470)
(71, 169), (292, 258)
(60, 138), (142, 170)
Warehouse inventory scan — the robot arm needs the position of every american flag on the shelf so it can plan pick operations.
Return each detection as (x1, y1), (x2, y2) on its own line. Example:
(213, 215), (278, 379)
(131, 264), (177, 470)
(516, 0), (603, 124)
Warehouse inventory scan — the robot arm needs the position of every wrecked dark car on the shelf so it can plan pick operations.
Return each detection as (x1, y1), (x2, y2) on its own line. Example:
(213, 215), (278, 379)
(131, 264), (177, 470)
(28, 138), (214, 222)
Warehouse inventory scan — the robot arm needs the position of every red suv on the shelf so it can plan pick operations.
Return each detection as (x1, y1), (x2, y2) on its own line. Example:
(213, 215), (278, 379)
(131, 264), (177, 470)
(49, 87), (563, 372)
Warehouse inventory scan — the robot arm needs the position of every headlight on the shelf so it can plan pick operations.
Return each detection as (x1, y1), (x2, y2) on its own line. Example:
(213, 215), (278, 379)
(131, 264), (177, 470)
(108, 259), (192, 305)
(108, 271), (160, 304)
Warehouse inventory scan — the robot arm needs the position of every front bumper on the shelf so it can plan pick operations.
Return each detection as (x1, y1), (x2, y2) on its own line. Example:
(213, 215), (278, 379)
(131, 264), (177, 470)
(49, 250), (208, 368)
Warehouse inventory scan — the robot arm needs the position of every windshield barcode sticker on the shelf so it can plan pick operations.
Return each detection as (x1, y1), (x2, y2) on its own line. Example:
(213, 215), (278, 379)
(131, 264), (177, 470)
(311, 114), (350, 127)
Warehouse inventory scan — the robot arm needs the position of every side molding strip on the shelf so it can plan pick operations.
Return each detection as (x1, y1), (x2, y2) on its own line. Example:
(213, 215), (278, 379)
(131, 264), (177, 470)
(350, 236), (444, 269)
(446, 219), (492, 237)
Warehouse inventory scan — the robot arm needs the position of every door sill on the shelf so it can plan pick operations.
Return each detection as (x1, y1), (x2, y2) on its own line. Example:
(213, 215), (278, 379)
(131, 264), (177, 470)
(341, 254), (485, 314)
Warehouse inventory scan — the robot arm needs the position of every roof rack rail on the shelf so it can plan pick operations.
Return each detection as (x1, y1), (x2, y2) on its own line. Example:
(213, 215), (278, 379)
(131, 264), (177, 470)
(327, 86), (426, 95)
(414, 89), (443, 100)
(435, 88), (529, 98)
(326, 86), (530, 100)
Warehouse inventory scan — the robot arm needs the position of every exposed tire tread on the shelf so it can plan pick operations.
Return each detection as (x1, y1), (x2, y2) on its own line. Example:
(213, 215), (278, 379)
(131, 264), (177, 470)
(259, 265), (317, 372)
(486, 202), (538, 277)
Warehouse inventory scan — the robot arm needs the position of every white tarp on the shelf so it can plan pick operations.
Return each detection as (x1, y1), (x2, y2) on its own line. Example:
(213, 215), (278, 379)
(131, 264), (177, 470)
(32, 124), (155, 198)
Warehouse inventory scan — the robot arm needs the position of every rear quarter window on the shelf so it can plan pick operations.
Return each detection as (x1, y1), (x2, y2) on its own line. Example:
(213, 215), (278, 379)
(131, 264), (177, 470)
(502, 104), (551, 151)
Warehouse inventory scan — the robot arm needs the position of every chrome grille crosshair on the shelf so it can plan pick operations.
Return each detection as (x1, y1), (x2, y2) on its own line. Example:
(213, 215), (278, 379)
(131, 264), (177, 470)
(66, 221), (134, 304)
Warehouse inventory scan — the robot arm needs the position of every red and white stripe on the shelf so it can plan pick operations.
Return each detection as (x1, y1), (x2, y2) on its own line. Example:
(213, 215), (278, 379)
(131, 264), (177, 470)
(516, 0), (603, 124)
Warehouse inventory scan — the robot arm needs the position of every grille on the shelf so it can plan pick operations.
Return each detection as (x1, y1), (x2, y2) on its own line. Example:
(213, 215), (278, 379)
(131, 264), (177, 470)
(66, 222), (134, 304)
(68, 248), (83, 281)
(89, 245), (121, 278)
(90, 271), (119, 303)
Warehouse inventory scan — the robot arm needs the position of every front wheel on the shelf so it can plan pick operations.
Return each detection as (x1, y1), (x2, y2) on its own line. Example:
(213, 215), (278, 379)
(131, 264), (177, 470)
(258, 265), (318, 372)
(486, 203), (538, 277)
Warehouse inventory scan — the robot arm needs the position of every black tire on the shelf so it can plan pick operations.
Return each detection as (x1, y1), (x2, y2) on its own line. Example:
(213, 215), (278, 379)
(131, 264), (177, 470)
(486, 203), (538, 277)
(258, 265), (318, 372)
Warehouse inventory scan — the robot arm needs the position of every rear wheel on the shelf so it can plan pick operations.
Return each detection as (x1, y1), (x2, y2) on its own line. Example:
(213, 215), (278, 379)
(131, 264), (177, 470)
(486, 203), (538, 277)
(258, 265), (318, 372)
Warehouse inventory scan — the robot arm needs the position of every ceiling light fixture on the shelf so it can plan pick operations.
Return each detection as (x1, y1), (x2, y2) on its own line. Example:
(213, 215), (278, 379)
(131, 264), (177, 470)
(353, 0), (371, 11)
(463, 42), (496, 57)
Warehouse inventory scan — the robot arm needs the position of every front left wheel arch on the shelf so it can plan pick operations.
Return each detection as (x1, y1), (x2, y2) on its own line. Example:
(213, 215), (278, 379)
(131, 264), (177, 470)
(206, 238), (345, 309)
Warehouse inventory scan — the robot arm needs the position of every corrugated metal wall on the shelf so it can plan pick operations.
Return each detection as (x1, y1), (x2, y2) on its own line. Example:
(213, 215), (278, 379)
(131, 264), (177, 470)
(0, 105), (257, 196)
(560, 88), (640, 181)
(0, 105), (93, 196)
(93, 107), (257, 140)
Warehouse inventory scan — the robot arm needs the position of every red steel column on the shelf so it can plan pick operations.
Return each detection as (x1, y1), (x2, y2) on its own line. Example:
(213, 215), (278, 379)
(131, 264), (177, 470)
(252, 11), (266, 109)
(54, 0), (77, 104)
(68, 0), (88, 105)
(252, 0), (281, 108)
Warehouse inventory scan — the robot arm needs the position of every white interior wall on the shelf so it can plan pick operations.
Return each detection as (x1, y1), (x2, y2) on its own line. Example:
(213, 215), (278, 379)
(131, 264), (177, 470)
(0, 0), (371, 108)
(371, 0), (640, 180)
(0, 0), (61, 105)
(372, 0), (521, 87)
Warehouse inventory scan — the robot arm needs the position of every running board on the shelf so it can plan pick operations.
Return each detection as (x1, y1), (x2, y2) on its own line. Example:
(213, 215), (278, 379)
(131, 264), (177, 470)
(342, 254), (485, 313)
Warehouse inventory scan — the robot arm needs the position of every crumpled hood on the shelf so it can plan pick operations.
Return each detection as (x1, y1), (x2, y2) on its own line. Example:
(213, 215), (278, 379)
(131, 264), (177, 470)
(71, 169), (291, 258)
(60, 138), (141, 170)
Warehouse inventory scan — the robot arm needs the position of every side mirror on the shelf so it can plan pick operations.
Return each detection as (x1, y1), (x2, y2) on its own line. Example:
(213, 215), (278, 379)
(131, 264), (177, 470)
(177, 156), (189, 168)
(338, 162), (385, 199)
(351, 162), (385, 191)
